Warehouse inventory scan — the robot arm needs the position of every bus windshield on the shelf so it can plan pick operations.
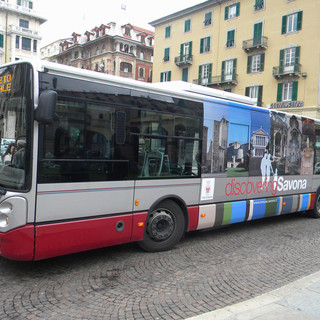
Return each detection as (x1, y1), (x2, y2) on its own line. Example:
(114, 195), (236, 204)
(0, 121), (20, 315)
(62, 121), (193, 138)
(0, 63), (32, 191)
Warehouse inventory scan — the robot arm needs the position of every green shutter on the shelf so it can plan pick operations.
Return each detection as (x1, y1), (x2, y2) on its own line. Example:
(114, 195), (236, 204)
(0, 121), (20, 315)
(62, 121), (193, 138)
(257, 86), (263, 106)
(0, 34), (3, 48)
(221, 61), (226, 81)
(208, 63), (212, 81)
(279, 49), (284, 73)
(232, 59), (237, 80)
(165, 26), (170, 38)
(292, 81), (298, 101)
(189, 41), (192, 57)
(168, 71), (171, 81)
(260, 53), (265, 72)
(253, 22), (263, 45)
(281, 15), (287, 34)
(277, 83), (283, 102)
(247, 56), (252, 73)
(236, 2), (240, 17)
(29, 1), (33, 9)
(180, 43), (184, 55)
(245, 87), (250, 97)
(198, 65), (202, 84)
(225, 6), (229, 20)
(160, 72), (164, 82)
(184, 19), (190, 32)
(200, 38), (204, 53)
(17, 0), (21, 5)
(294, 46), (300, 72)
(164, 48), (169, 61)
(297, 11), (303, 30)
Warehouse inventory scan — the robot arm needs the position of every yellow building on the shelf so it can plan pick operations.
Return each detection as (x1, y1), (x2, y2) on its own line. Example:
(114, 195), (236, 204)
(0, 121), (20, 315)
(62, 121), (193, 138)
(0, 0), (46, 64)
(150, 0), (320, 118)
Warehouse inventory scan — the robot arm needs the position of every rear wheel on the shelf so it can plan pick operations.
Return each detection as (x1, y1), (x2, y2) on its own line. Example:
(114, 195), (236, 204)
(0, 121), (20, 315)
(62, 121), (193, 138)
(138, 200), (185, 252)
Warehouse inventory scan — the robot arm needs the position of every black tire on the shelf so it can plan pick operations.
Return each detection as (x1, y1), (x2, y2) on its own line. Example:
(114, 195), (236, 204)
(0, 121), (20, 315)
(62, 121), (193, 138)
(138, 200), (185, 252)
(312, 191), (320, 218)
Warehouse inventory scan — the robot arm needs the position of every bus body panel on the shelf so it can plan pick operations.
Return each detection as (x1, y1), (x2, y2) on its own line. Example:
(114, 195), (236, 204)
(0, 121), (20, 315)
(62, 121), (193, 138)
(0, 224), (34, 261)
(36, 181), (135, 223)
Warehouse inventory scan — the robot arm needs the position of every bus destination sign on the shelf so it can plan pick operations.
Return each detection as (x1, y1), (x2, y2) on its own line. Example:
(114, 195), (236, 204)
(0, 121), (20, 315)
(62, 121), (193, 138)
(0, 74), (12, 93)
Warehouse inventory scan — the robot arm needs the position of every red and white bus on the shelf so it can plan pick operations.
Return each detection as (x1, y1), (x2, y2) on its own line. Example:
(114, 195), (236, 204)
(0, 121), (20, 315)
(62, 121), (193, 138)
(0, 60), (319, 261)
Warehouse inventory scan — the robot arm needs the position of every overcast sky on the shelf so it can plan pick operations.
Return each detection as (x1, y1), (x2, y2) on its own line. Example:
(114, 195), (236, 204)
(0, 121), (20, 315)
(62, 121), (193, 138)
(38, 0), (204, 47)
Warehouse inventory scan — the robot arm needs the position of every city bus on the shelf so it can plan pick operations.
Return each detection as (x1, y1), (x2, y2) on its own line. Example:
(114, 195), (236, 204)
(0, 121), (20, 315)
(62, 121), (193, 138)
(0, 60), (319, 261)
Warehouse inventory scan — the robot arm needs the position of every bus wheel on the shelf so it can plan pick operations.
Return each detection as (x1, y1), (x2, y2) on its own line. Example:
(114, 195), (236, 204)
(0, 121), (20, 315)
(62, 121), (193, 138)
(312, 191), (320, 218)
(138, 200), (185, 252)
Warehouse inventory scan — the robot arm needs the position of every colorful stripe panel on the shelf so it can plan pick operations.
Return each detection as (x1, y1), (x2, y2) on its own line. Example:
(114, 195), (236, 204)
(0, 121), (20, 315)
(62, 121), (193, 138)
(197, 193), (314, 230)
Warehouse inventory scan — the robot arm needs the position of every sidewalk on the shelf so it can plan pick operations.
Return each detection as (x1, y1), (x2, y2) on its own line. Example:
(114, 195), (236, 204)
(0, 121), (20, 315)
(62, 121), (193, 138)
(186, 271), (320, 320)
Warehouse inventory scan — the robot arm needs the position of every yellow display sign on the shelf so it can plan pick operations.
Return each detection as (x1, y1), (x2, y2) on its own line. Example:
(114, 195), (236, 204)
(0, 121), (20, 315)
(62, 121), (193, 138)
(0, 74), (12, 93)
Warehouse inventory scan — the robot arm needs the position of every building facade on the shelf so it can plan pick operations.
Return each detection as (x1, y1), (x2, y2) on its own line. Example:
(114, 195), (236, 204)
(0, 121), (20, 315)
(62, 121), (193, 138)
(150, 0), (320, 118)
(50, 22), (154, 83)
(0, 0), (46, 64)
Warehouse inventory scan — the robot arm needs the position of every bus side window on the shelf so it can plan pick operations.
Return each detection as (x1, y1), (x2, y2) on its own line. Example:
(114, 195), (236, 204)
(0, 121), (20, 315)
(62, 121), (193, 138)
(314, 127), (320, 174)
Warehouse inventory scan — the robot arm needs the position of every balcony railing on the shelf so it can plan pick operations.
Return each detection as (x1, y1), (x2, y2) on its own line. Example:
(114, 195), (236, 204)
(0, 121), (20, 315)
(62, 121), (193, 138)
(193, 74), (238, 86)
(0, 1), (41, 17)
(174, 54), (193, 66)
(242, 36), (268, 52)
(272, 64), (302, 78)
(8, 25), (39, 37)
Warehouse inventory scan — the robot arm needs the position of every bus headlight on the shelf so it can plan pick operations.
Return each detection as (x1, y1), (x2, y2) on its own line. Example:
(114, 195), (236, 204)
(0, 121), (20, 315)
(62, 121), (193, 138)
(0, 214), (9, 227)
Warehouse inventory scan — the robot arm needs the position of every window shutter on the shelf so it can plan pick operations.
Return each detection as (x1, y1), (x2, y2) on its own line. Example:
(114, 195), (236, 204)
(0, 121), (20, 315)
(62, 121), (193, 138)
(208, 63), (212, 81)
(29, 1), (33, 9)
(189, 41), (192, 56)
(277, 83), (283, 102)
(232, 59), (237, 80)
(160, 72), (164, 82)
(180, 43), (183, 55)
(281, 15), (287, 34)
(17, 0), (21, 5)
(236, 2), (240, 17)
(260, 53), (265, 72)
(221, 61), (226, 81)
(198, 65), (202, 84)
(279, 49), (284, 73)
(224, 6), (229, 20)
(168, 71), (171, 81)
(297, 11), (303, 31)
(257, 86), (263, 106)
(200, 38), (204, 53)
(247, 56), (252, 73)
(294, 46), (300, 71)
(245, 87), (250, 97)
(292, 81), (298, 101)
(0, 34), (3, 48)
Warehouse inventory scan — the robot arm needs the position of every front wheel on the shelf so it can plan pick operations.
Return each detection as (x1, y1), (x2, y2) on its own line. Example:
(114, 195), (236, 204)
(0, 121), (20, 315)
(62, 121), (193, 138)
(138, 200), (185, 252)
(312, 191), (320, 218)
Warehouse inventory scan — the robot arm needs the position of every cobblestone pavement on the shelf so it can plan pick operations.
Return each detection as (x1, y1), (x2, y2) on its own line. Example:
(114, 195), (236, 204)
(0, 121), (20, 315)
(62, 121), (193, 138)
(1, 213), (320, 320)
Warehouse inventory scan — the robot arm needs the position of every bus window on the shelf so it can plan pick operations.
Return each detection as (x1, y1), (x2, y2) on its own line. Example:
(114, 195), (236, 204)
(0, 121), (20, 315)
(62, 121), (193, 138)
(314, 126), (320, 174)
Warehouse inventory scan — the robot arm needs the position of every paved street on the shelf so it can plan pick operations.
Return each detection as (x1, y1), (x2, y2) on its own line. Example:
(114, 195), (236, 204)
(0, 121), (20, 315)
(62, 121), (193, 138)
(1, 213), (320, 320)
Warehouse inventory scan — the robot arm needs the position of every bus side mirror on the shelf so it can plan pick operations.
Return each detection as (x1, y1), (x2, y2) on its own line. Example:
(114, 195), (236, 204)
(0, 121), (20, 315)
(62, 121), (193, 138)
(34, 90), (57, 124)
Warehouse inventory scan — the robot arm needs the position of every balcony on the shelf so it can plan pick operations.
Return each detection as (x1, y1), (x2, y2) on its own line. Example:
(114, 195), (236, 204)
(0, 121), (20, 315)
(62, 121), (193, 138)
(242, 36), (268, 52)
(174, 54), (193, 66)
(8, 25), (40, 37)
(272, 64), (302, 79)
(193, 74), (238, 86)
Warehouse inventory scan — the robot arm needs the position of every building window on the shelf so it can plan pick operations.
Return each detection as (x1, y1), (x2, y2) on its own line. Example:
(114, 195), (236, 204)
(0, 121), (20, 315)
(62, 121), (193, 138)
(200, 36), (211, 53)
(222, 59), (237, 81)
(164, 47), (170, 61)
(247, 53), (265, 73)
(245, 85), (263, 106)
(254, 0), (265, 11)
(140, 51), (145, 60)
(165, 26), (171, 38)
(198, 63), (212, 85)
(139, 67), (145, 78)
(279, 46), (300, 73)
(277, 82), (298, 102)
(282, 11), (303, 34)
(33, 39), (37, 52)
(15, 35), (20, 49)
(124, 27), (131, 37)
(160, 71), (171, 82)
(17, 0), (33, 8)
(180, 41), (192, 58)
(140, 35), (145, 43)
(184, 19), (191, 32)
(19, 19), (29, 29)
(204, 12), (212, 26)
(226, 29), (235, 48)
(0, 34), (3, 48)
(120, 62), (132, 73)
(22, 37), (31, 51)
(225, 3), (240, 20)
